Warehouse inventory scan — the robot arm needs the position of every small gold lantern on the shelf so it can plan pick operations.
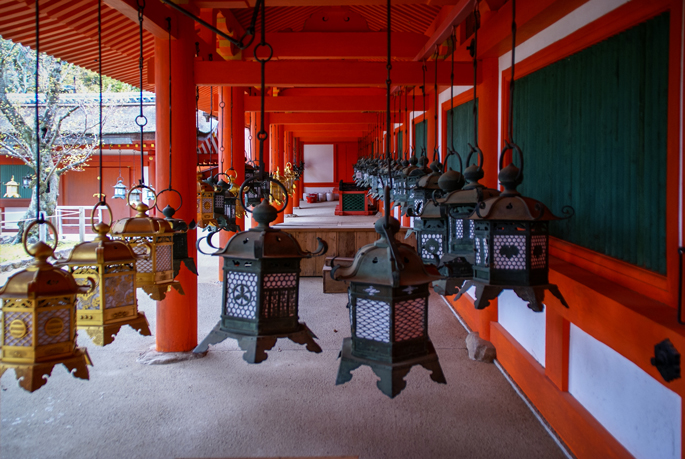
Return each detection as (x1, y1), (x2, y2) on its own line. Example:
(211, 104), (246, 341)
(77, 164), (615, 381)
(110, 185), (183, 301)
(59, 203), (151, 346)
(3, 175), (21, 198)
(0, 221), (94, 392)
(197, 173), (217, 229)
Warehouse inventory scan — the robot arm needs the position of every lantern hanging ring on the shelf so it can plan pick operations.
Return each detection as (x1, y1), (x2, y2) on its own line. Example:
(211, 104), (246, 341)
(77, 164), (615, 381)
(442, 149), (463, 174)
(22, 220), (58, 256)
(90, 201), (114, 232)
(155, 188), (183, 213)
(127, 183), (157, 210)
(498, 141), (524, 182)
(466, 144), (484, 171)
(238, 177), (289, 214)
(254, 42), (273, 63)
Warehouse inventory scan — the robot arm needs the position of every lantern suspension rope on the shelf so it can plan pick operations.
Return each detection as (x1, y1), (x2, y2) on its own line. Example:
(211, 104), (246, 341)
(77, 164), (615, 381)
(450, 27), (455, 153)
(136, 0), (147, 186)
(167, 17), (173, 191)
(34, 0), (42, 223)
(196, 87), (200, 164)
(255, 0), (270, 180)
(98, 0), (104, 203)
(433, 47), (439, 162)
(229, 90), (234, 171)
(471, 1), (479, 149)
(507, 0), (517, 145)
(384, 0), (392, 229)
(412, 86), (415, 155)
(210, 86), (214, 166)
(404, 87), (408, 159)
(422, 62), (426, 157)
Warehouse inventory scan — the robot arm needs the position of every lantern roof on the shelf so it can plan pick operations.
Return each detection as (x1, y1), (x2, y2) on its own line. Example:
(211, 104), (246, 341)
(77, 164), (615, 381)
(214, 200), (326, 261)
(0, 242), (89, 299)
(110, 202), (172, 236)
(440, 186), (500, 207)
(419, 200), (442, 219)
(161, 205), (189, 233)
(332, 217), (440, 288)
(416, 161), (442, 189)
(62, 223), (138, 265)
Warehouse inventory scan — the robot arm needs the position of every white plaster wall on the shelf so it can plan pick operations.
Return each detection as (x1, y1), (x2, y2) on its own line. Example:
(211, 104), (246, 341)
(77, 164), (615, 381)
(569, 325), (682, 459)
(303, 144), (334, 183)
(497, 290), (546, 366)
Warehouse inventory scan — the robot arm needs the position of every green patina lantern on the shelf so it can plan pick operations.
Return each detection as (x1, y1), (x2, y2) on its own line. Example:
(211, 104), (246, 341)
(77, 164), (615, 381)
(404, 156), (431, 217)
(332, 215), (446, 398)
(194, 180), (328, 363)
(434, 148), (499, 295)
(454, 145), (572, 312)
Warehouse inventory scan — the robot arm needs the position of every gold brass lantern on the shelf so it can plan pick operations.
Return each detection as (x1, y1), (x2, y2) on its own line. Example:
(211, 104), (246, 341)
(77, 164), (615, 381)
(197, 173), (217, 229)
(58, 203), (151, 346)
(110, 186), (183, 301)
(3, 175), (21, 198)
(0, 221), (94, 392)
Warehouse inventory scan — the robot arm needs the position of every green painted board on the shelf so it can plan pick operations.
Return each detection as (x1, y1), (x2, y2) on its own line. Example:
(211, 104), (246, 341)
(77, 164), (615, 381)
(0, 164), (32, 199)
(513, 13), (668, 274)
(414, 120), (427, 157)
(446, 98), (478, 173)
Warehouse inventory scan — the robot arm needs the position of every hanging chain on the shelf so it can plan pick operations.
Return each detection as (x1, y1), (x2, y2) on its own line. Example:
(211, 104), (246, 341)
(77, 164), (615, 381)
(384, 0), (392, 229)
(98, 0), (104, 203)
(412, 86), (415, 156)
(196, 87), (200, 164)
(229, 90), (234, 170)
(167, 17), (173, 190)
(135, 0), (147, 185)
(433, 48), (438, 162)
(450, 28), (455, 153)
(34, 0), (41, 222)
(507, 0), (517, 145)
(255, 0), (271, 180)
(471, 3), (480, 149)
(421, 61), (427, 157)
(209, 86), (214, 166)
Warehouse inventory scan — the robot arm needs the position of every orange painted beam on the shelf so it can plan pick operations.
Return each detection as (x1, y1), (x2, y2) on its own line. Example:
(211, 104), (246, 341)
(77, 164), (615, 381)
(283, 124), (372, 132)
(244, 96), (394, 113)
(269, 113), (378, 124)
(195, 60), (476, 87)
(414, 0), (472, 61)
(241, 32), (427, 60)
(195, 0), (460, 6)
(104, 0), (179, 39)
(291, 130), (366, 137)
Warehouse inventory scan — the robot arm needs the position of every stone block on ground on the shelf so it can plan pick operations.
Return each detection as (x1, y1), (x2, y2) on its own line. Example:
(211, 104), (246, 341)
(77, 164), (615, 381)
(466, 332), (497, 363)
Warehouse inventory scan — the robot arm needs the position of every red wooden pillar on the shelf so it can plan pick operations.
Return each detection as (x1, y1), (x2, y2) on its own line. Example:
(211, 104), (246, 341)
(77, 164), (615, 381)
(284, 131), (294, 215)
(231, 87), (246, 231)
(270, 124), (284, 224)
(478, 58), (499, 189)
(153, 15), (197, 353)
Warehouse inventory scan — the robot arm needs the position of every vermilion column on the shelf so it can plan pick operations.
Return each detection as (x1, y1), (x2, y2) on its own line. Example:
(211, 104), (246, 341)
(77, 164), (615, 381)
(475, 57), (499, 339)
(231, 87), (246, 231)
(284, 131), (294, 215)
(154, 15), (197, 353)
(270, 124), (284, 224)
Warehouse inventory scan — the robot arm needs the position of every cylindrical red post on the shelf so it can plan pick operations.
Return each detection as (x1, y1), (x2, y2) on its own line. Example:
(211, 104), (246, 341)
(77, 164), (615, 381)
(154, 15), (197, 352)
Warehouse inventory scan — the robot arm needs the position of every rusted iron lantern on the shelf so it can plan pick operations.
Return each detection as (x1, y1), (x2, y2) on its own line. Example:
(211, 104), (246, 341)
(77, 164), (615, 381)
(332, 214), (446, 398)
(407, 158), (442, 217)
(0, 221), (94, 392)
(195, 178), (327, 363)
(404, 155), (430, 216)
(434, 149), (499, 295)
(154, 186), (199, 279)
(110, 185), (182, 301)
(210, 172), (240, 233)
(454, 146), (572, 312)
(243, 161), (269, 207)
(59, 203), (151, 346)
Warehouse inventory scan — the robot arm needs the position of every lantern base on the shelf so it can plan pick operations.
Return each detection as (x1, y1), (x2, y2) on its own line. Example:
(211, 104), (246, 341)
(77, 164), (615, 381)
(141, 281), (184, 301)
(0, 347), (92, 393)
(194, 321), (322, 363)
(336, 337), (446, 398)
(80, 312), (152, 346)
(173, 257), (198, 279)
(454, 280), (569, 312)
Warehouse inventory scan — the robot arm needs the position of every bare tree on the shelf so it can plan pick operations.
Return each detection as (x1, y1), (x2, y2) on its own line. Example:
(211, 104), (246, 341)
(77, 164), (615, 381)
(0, 40), (100, 243)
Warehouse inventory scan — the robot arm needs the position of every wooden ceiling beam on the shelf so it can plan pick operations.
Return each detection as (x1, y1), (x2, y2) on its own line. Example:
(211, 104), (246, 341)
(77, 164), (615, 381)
(194, 0), (460, 7)
(244, 96), (397, 112)
(414, 0), (472, 61)
(283, 124), (372, 131)
(196, 60), (475, 86)
(104, 0), (180, 39)
(269, 113), (378, 123)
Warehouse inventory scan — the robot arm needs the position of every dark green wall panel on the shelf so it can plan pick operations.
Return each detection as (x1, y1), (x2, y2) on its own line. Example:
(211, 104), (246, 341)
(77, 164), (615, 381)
(446, 98), (478, 172)
(1, 164), (32, 199)
(398, 131), (404, 158)
(513, 12), (669, 274)
(414, 120), (427, 156)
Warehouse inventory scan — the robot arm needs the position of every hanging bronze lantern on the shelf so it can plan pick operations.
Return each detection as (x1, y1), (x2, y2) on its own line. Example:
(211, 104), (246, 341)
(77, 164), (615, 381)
(195, 178), (327, 363)
(454, 146), (572, 312)
(243, 161), (268, 207)
(110, 185), (183, 301)
(407, 158), (442, 217)
(197, 173), (217, 229)
(112, 178), (127, 200)
(58, 203), (151, 346)
(435, 148), (499, 295)
(156, 188), (199, 279)
(332, 216), (446, 398)
(0, 221), (94, 392)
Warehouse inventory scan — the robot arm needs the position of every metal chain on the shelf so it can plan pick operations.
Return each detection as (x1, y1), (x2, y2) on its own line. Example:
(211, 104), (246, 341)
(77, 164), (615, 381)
(136, 0), (147, 185)
(168, 17), (173, 190)
(210, 86), (213, 166)
(422, 62), (427, 157)
(433, 48), (438, 162)
(450, 27), (455, 152)
(385, 0), (392, 228)
(34, 0), (41, 222)
(255, 0), (271, 180)
(472, 3), (480, 148)
(229, 90), (234, 170)
(508, 0), (517, 144)
(98, 0), (104, 202)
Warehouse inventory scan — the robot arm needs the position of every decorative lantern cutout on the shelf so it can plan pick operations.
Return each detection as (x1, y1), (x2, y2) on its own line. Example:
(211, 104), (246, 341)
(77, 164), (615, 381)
(332, 217), (446, 398)
(110, 185), (183, 301)
(454, 146), (572, 312)
(156, 188), (199, 279)
(412, 199), (449, 265)
(243, 161), (269, 207)
(194, 178), (327, 363)
(0, 221), (94, 392)
(3, 175), (20, 198)
(407, 159), (442, 217)
(435, 148), (499, 295)
(58, 203), (151, 346)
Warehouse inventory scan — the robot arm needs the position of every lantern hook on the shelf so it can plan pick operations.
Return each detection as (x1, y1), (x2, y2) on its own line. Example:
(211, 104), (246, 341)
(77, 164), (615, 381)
(238, 177), (289, 214)
(90, 201), (114, 232)
(196, 229), (222, 256)
(155, 188), (183, 214)
(466, 144), (484, 171)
